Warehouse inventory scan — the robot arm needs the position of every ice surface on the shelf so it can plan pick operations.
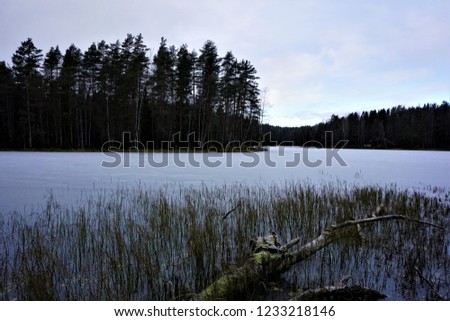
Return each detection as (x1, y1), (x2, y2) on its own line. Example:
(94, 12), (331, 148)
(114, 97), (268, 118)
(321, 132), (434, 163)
(0, 148), (449, 214)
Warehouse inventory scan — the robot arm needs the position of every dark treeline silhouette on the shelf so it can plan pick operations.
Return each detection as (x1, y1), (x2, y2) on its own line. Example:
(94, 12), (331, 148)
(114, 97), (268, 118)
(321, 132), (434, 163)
(1, 36), (449, 151)
(263, 102), (450, 150)
(0, 35), (261, 150)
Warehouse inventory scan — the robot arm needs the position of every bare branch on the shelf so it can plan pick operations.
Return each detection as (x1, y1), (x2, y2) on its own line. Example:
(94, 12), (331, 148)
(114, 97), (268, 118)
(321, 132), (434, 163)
(329, 214), (444, 230)
(414, 266), (445, 300)
(222, 204), (241, 219)
(277, 214), (443, 273)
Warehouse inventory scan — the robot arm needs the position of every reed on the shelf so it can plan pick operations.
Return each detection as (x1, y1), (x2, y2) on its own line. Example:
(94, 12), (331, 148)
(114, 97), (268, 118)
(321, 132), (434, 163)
(0, 181), (448, 300)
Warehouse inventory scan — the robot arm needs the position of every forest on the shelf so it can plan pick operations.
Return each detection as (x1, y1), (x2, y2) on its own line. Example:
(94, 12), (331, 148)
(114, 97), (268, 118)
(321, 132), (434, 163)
(265, 102), (450, 150)
(0, 34), (449, 150)
(0, 35), (261, 150)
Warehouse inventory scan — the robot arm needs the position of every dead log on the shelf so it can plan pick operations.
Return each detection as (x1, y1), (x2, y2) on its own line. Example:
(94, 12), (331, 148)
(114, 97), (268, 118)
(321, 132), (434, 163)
(291, 275), (386, 300)
(293, 285), (386, 301)
(199, 214), (442, 300)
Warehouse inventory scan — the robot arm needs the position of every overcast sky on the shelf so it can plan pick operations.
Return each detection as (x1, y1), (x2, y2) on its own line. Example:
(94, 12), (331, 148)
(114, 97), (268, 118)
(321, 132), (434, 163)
(1, 0), (449, 126)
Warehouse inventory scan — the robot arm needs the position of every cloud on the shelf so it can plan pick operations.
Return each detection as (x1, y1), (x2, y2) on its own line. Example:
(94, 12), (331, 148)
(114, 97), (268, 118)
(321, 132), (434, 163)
(1, 0), (449, 127)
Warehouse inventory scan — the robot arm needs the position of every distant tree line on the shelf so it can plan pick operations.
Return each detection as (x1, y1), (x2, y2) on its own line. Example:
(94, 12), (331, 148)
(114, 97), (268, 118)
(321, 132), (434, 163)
(0, 35), (261, 150)
(264, 102), (450, 150)
(1, 35), (449, 151)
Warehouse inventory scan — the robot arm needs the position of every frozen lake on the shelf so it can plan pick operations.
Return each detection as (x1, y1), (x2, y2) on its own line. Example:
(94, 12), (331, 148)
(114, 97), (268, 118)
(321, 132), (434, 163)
(0, 148), (449, 214)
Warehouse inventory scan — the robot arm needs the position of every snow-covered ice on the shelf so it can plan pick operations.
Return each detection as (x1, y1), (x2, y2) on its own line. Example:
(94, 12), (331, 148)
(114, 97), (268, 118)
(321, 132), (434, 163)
(0, 148), (448, 214)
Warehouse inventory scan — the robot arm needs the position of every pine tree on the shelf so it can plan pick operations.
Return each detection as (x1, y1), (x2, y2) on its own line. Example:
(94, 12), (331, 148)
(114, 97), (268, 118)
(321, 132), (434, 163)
(219, 51), (238, 142)
(150, 37), (176, 144)
(196, 40), (220, 144)
(103, 40), (122, 142)
(131, 33), (149, 144)
(44, 46), (62, 80)
(43, 46), (63, 147)
(235, 59), (260, 140)
(175, 44), (195, 139)
(12, 38), (43, 148)
(83, 43), (102, 147)
(60, 44), (83, 148)
(0, 62), (16, 147)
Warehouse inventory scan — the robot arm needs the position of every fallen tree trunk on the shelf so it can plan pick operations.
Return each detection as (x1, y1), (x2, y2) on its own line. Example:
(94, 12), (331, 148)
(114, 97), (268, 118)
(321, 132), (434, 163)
(293, 285), (386, 301)
(199, 214), (442, 300)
